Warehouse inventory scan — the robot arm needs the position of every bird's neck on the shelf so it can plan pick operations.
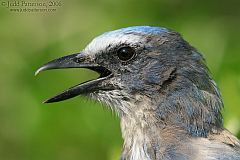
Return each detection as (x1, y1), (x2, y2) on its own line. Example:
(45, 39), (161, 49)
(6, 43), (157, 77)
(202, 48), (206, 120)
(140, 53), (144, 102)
(120, 107), (188, 160)
(119, 97), (177, 160)
(119, 82), (224, 159)
(120, 108), (161, 160)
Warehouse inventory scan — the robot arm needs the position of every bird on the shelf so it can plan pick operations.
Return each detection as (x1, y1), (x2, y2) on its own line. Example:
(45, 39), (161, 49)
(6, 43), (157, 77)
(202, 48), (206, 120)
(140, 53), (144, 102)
(36, 26), (240, 160)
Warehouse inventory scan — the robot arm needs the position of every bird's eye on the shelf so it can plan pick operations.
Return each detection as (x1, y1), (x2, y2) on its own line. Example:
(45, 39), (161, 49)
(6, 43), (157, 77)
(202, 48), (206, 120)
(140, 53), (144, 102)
(117, 47), (136, 61)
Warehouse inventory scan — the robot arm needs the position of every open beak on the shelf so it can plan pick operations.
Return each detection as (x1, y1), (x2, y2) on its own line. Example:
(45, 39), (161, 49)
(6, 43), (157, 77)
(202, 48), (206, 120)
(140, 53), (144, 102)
(35, 53), (112, 103)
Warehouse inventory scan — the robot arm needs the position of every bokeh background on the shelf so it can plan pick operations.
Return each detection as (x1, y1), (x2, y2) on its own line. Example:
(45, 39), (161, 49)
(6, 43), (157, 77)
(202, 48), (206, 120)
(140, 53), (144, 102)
(0, 0), (240, 159)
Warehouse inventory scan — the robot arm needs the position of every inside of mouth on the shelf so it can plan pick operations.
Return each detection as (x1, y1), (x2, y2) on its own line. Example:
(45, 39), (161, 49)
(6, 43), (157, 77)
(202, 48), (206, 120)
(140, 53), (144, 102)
(87, 66), (112, 78)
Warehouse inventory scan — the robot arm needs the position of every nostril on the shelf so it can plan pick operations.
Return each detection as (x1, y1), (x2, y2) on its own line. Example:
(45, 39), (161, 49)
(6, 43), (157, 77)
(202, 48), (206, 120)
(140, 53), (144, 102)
(72, 57), (85, 63)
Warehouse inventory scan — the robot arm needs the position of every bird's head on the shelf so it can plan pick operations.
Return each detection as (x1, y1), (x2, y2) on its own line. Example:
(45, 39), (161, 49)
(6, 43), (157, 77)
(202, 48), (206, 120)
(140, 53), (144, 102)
(36, 26), (223, 136)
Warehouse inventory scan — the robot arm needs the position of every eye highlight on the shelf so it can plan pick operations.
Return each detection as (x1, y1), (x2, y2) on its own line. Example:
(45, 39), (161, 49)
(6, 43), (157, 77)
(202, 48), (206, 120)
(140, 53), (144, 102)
(117, 46), (136, 61)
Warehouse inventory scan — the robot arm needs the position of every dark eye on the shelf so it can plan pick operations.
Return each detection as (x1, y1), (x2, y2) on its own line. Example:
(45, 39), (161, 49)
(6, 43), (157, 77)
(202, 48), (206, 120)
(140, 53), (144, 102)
(117, 46), (136, 61)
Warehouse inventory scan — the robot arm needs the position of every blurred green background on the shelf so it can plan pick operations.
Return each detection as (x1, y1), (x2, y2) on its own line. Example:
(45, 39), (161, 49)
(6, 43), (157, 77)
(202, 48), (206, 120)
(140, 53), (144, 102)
(0, 0), (240, 159)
